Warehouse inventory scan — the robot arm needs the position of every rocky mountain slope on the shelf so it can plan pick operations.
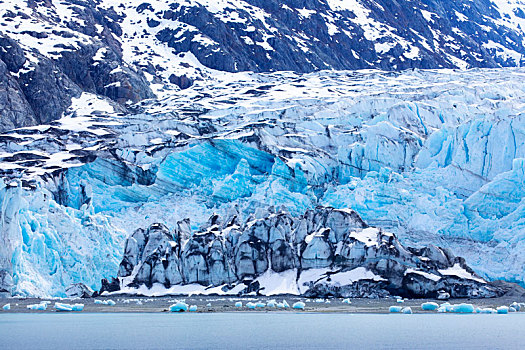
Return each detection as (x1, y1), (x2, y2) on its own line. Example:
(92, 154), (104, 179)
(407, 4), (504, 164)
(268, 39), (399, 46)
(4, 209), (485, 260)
(1, 0), (525, 131)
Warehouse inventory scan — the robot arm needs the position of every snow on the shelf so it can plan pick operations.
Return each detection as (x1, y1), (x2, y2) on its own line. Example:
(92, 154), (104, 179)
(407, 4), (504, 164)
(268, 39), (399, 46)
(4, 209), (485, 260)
(438, 264), (486, 284)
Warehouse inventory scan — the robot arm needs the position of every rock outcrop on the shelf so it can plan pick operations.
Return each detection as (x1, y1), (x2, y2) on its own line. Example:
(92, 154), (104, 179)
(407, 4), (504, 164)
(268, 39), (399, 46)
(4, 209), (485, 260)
(114, 206), (503, 298)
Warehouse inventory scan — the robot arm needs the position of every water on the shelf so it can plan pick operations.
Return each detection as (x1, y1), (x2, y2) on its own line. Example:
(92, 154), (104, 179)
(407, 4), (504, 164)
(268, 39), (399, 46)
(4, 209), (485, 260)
(1, 313), (524, 349)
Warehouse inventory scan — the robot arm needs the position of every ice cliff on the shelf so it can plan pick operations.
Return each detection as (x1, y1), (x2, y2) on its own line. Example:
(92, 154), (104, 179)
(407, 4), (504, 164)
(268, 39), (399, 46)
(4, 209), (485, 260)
(1, 68), (525, 296)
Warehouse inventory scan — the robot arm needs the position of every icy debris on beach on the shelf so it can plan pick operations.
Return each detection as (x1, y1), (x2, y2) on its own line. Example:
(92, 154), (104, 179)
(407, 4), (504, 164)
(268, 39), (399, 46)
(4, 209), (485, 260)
(421, 302), (439, 311)
(54, 302), (84, 312)
(342, 298), (351, 304)
(452, 304), (475, 313)
(169, 302), (189, 312)
(497, 306), (509, 314)
(246, 302), (256, 309)
(235, 301), (242, 308)
(94, 299), (116, 306)
(255, 302), (266, 308)
(188, 305), (197, 312)
(389, 306), (402, 313)
(292, 302), (305, 310)
(401, 307), (412, 314)
(27, 302), (49, 310)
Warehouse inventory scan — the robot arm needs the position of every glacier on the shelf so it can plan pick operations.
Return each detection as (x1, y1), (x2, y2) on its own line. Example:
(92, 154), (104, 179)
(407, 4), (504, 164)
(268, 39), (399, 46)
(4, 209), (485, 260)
(1, 68), (525, 296)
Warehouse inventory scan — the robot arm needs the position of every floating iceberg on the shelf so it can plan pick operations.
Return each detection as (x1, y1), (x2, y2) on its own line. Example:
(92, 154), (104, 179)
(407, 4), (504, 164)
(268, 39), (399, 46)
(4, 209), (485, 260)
(342, 298), (351, 304)
(246, 302), (256, 309)
(94, 299), (116, 306)
(2, 303), (10, 310)
(188, 305), (197, 312)
(234, 301), (242, 308)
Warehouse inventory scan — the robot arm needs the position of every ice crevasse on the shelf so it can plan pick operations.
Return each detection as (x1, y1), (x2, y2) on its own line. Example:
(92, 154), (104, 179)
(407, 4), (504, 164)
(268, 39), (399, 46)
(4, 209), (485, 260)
(1, 69), (525, 296)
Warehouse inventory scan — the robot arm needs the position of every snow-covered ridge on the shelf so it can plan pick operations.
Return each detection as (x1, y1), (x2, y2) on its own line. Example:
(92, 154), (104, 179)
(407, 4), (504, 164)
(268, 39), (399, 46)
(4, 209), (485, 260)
(1, 67), (525, 297)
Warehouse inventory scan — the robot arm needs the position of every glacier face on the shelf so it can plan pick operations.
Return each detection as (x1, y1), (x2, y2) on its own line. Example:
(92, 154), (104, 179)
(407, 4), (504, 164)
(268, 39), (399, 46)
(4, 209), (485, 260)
(1, 68), (525, 296)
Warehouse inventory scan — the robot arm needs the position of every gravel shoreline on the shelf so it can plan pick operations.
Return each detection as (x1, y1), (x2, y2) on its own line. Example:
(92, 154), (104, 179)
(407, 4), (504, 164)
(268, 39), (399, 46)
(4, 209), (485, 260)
(2, 296), (525, 314)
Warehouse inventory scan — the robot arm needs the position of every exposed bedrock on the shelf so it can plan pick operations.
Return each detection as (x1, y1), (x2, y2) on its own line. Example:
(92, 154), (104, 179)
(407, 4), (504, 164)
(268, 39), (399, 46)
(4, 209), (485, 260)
(114, 206), (504, 298)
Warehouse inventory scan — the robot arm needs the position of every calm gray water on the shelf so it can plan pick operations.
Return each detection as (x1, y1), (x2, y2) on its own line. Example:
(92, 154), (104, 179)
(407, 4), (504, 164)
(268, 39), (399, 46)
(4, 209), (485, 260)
(1, 313), (524, 349)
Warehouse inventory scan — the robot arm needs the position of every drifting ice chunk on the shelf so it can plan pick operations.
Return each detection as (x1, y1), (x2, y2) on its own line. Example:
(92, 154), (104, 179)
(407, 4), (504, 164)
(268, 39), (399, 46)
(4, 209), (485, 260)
(106, 300), (116, 306)
(292, 302), (305, 310)
(421, 302), (439, 311)
(480, 308), (497, 314)
(396, 299), (405, 303)
(342, 298), (351, 304)
(94, 299), (116, 306)
(189, 305), (198, 312)
(54, 303), (84, 312)
(283, 300), (290, 308)
(235, 301), (242, 308)
(267, 300), (277, 308)
(452, 303), (475, 313)
(389, 306), (402, 313)
(509, 307), (517, 312)
(2, 304), (10, 310)
(170, 302), (189, 312)
(276, 303), (285, 308)
(246, 302), (256, 309)
(256, 302), (266, 308)
(510, 302), (520, 311)
(401, 307), (412, 314)
(27, 302), (47, 310)
(497, 306), (509, 314)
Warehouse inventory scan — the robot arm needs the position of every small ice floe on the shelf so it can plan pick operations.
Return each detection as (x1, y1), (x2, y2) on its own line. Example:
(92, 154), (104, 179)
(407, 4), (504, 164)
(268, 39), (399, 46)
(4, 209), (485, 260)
(401, 307), (412, 314)
(342, 298), (351, 304)
(234, 301), (242, 308)
(452, 303), (475, 313)
(2, 304), (10, 311)
(169, 302), (189, 312)
(283, 300), (290, 308)
(267, 300), (277, 308)
(188, 305), (198, 312)
(292, 302), (305, 310)
(421, 302), (439, 311)
(94, 299), (116, 306)
(246, 302), (256, 309)
(255, 302), (266, 308)
(497, 306), (509, 314)
(27, 302), (47, 310)
(276, 303), (285, 308)
(479, 308), (496, 314)
(54, 303), (84, 312)
(389, 306), (402, 313)
(206, 303), (212, 307)
(396, 299), (405, 303)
